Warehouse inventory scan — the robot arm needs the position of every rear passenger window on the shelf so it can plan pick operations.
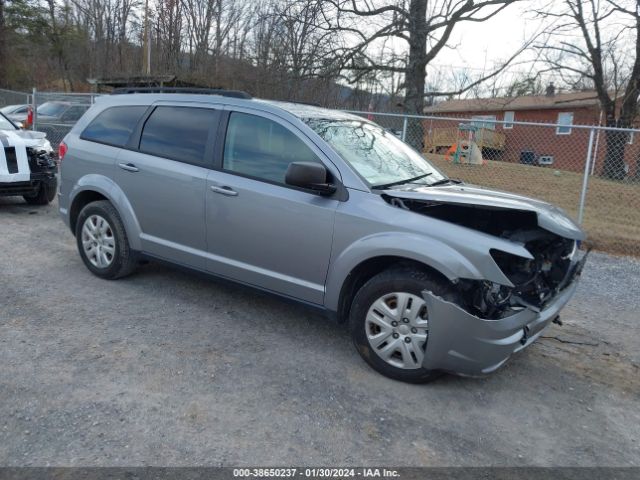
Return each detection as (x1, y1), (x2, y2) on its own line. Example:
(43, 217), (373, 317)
(81, 106), (147, 147)
(139, 106), (216, 165)
(223, 112), (320, 184)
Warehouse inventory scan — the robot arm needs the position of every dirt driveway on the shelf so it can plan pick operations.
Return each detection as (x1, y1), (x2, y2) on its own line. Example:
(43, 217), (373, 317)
(0, 198), (638, 466)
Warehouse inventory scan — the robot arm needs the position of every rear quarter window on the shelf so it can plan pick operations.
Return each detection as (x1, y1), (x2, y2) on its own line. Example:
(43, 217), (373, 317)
(138, 106), (217, 166)
(81, 106), (147, 147)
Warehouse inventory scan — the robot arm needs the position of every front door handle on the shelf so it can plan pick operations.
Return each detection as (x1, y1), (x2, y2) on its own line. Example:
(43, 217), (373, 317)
(118, 162), (139, 173)
(210, 185), (238, 196)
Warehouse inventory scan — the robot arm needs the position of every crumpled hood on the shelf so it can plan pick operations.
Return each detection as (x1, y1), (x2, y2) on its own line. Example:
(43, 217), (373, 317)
(384, 183), (585, 241)
(0, 128), (51, 151)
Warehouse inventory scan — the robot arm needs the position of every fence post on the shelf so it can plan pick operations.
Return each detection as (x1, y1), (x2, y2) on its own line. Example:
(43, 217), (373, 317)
(401, 116), (408, 142)
(578, 128), (596, 224)
(31, 87), (37, 131)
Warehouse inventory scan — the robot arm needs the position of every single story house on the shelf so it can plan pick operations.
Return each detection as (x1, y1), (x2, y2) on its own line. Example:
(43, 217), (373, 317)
(423, 87), (638, 176)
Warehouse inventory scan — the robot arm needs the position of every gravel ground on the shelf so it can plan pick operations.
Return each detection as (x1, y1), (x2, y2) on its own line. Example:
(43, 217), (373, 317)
(0, 197), (639, 467)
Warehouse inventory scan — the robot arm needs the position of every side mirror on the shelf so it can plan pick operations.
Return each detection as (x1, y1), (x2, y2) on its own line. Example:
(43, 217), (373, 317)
(285, 162), (336, 195)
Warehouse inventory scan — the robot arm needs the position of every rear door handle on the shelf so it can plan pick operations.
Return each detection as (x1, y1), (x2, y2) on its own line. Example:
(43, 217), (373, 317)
(210, 185), (238, 196)
(118, 162), (139, 172)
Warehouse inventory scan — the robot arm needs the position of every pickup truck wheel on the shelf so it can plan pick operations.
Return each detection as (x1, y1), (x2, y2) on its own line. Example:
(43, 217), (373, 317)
(23, 178), (57, 205)
(349, 266), (458, 383)
(75, 200), (138, 279)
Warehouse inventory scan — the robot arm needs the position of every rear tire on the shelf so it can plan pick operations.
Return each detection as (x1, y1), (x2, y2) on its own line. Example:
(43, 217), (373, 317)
(349, 265), (459, 383)
(75, 200), (138, 279)
(23, 178), (57, 205)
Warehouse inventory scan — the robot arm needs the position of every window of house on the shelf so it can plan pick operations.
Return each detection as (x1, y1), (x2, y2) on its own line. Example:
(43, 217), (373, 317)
(139, 106), (217, 165)
(556, 112), (574, 135)
(503, 111), (515, 129)
(223, 112), (320, 184)
(471, 115), (497, 130)
(81, 106), (148, 147)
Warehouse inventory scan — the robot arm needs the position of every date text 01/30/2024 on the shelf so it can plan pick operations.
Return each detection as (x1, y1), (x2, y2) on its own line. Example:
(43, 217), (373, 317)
(232, 468), (400, 478)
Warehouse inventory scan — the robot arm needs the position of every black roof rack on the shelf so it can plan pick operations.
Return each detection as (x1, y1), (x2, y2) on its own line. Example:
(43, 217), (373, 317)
(111, 87), (252, 99)
(289, 100), (322, 107)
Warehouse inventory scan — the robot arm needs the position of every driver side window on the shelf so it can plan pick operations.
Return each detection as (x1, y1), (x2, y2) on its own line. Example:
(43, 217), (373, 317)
(223, 112), (320, 184)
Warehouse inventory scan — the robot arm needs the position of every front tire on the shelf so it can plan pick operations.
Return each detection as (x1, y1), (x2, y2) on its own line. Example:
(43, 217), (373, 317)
(75, 200), (138, 279)
(349, 266), (458, 383)
(23, 178), (57, 205)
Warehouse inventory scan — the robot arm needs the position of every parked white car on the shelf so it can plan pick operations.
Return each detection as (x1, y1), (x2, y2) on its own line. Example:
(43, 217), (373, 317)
(1, 104), (30, 119)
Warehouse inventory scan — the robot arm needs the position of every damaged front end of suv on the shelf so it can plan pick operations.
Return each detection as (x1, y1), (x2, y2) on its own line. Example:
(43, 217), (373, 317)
(384, 185), (588, 376)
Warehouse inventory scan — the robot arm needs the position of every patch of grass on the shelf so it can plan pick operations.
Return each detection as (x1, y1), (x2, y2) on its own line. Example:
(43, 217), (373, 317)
(426, 154), (640, 256)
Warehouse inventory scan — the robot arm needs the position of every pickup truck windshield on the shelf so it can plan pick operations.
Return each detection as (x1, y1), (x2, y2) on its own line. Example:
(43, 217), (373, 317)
(304, 118), (446, 188)
(37, 102), (67, 117)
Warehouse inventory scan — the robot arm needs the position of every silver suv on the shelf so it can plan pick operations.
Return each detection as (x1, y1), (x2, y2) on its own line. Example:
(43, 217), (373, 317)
(58, 89), (587, 383)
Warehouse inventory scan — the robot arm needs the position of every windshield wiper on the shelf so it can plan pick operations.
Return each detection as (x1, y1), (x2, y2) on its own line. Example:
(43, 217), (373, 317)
(372, 172), (433, 190)
(426, 178), (462, 187)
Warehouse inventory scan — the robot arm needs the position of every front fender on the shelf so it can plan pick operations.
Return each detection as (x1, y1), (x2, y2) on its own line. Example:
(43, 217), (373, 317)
(324, 232), (486, 311)
(70, 174), (142, 250)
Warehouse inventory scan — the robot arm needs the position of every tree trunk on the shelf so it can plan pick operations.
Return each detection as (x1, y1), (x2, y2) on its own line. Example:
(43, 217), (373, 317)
(0, 0), (5, 88)
(602, 129), (628, 180)
(403, 0), (427, 150)
(602, 102), (632, 180)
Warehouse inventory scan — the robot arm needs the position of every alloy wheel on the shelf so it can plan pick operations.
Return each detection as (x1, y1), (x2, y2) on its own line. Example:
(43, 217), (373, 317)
(81, 214), (116, 269)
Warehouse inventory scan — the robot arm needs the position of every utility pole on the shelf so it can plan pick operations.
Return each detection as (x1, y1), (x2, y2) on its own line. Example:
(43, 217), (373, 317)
(142, 0), (151, 75)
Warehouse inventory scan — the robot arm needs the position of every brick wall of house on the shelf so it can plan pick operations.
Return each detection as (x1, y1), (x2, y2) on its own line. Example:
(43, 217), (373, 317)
(423, 106), (640, 177)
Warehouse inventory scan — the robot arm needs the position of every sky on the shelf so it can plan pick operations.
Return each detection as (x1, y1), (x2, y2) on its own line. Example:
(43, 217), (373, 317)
(348, 0), (632, 98)
(442, 3), (542, 70)
(426, 2), (552, 95)
(360, 1), (560, 98)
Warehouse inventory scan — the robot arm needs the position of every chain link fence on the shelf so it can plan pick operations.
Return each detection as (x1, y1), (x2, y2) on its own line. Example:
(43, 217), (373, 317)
(31, 91), (99, 149)
(0, 88), (100, 148)
(0, 88), (32, 109)
(1, 88), (638, 257)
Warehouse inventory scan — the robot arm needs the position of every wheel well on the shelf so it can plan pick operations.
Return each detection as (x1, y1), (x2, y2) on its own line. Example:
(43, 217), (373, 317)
(336, 256), (451, 324)
(69, 190), (108, 234)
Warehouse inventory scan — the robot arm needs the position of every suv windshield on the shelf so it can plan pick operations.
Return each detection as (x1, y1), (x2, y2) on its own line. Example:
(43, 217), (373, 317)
(38, 102), (67, 117)
(304, 118), (446, 188)
(0, 112), (17, 130)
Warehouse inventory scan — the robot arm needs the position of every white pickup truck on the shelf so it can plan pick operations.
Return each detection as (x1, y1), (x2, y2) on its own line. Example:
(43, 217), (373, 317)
(0, 111), (57, 205)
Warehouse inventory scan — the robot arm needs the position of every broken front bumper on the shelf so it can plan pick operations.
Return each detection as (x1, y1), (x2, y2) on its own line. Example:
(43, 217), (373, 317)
(421, 265), (583, 376)
(0, 172), (56, 197)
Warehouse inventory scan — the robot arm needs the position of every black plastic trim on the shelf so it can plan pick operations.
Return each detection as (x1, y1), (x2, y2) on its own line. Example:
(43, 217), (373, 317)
(111, 87), (252, 99)
(139, 252), (339, 322)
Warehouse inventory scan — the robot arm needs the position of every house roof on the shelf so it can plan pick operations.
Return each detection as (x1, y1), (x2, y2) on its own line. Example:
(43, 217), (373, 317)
(425, 91), (601, 114)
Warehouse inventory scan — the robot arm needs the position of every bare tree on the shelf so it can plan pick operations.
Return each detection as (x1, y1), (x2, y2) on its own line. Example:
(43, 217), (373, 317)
(536, 0), (640, 179)
(181, 0), (216, 71)
(271, 0), (338, 99)
(3, 0), (526, 112)
(155, 0), (183, 72)
(316, 0), (526, 146)
(43, 0), (76, 89)
(322, 0), (525, 108)
(115, 0), (139, 71)
(504, 75), (544, 97)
